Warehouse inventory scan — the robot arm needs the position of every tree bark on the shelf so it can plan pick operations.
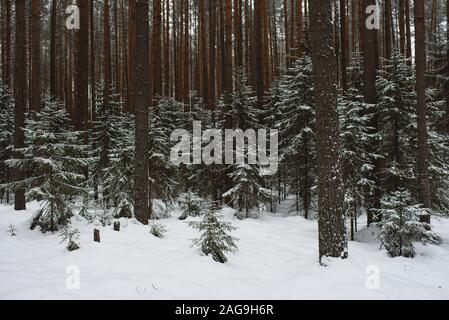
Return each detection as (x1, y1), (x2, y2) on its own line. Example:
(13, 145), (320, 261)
(133, 0), (150, 225)
(414, 0), (431, 223)
(309, 0), (347, 262)
(30, 0), (41, 112)
(50, 0), (57, 99)
(151, 0), (162, 100)
(14, 0), (26, 211)
(75, 0), (89, 133)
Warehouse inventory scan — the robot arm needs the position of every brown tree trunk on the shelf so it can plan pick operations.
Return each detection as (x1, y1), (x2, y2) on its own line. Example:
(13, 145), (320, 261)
(399, 0), (405, 55)
(414, 0), (431, 224)
(385, 0), (392, 59)
(75, 0), (89, 134)
(208, 0), (217, 108)
(199, 0), (209, 105)
(133, 0), (150, 225)
(128, 0), (136, 112)
(14, 0), (26, 211)
(104, 0), (111, 111)
(151, 0), (162, 100)
(182, 0), (190, 106)
(309, 0), (347, 262)
(234, 0), (243, 69)
(405, 0), (412, 60)
(50, 0), (57, 99)
(90, 0), (96, 118)
(30, 0), (41, 112)
(254, 0), (265, 108)
(364, 0), (381, 225)
(297, 0), (303, 58)
(224, 0), (233, 97)
(340, 0), (348, 91)
(163, 0), (170, 97)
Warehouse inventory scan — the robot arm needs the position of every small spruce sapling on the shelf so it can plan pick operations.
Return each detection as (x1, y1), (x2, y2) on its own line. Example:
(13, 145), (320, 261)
(376, 190), (441, 258)
(189, 202), (239, 263)
(150, 222), (168, 238)
(59, 226), (81, 251)
(179, 190), (203, 220)
(6, 224), (17, 237)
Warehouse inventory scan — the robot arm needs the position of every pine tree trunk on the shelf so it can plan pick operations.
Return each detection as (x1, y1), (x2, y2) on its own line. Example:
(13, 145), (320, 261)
(104, 0), (111, 111)
(208, 0), (217, 108)
(224, 0), (233, 98)
(254, 0), (265, 108)
(405, 0), (412, 60)
(340, 0), (348, 91)
(75, 0), (89, 133)
(133, 0), (150, 225)
(151, 0), (162, 100)
(414, 0), (431, 224)
(30, 0), (41, 112)
(399, 0), (406, 55)
(199, 0), (209, 105)
(50, 0), (57, 99)
(128, 0), (136, 113)
(364, 0), (381, 226)
(309, 0), (347, 262)
(90, 0), (96, 118)
(14, 0), (26, 211)
(385, 0), (393, 59)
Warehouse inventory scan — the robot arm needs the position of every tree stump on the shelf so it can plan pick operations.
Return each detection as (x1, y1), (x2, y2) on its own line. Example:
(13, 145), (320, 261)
(113, 221), (120, 232)
(94, 229), (100, 242)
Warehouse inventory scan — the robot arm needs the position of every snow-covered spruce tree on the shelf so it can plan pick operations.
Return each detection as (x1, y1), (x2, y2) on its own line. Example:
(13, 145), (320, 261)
(189, 202), (239, 264)
(148, 97), (181, 218)
(0, 82), (14, 203)
(59, 226), (81, 251)
(179, 190), (203, 220)
(6, 98), (88, 232)
(339, 52), (378, 237)
(100, 113), (135, 219)
(376, 189), (441, 258)
(376, 50), (417, 196)
(221, 70), (271, 217)
(89, 83), (126, 208)
(186, 93), (227, 202)
(426, 89), (449, 215)
(275, 56), (315, 216)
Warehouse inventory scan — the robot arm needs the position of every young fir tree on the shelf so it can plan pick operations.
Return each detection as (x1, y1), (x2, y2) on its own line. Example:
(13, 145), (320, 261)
(179, 190), (203, 220)
(89, 83), (124, 202)
(221, 70), (270, 217)
(426, 89), (449, 215)
(6, 98), (87, 232)
(149, 97), (181, 218)
(376, 50), (417, 196)
(275, 56), (315, 216)
(339, 52), (378, 238)
(189, 202), (239, 264)
(0, 82), (14, 203)
(376, 189), (441, 258)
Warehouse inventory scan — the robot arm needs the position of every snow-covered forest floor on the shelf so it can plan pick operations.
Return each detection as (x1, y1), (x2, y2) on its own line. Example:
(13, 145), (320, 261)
(1, 201), (449, 300)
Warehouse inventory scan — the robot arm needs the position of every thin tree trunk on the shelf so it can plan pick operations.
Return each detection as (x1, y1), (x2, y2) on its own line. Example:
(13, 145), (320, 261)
(30, 0), (41, 112)
(151, 0), (162, 101)
(75, 0), (89, 134)
(128, 0), (136, 113)
(208, 0), (217, 108)
(104, 0), (111, 111)
(50, 0), (57, 99)
(414, 0), (431, 224)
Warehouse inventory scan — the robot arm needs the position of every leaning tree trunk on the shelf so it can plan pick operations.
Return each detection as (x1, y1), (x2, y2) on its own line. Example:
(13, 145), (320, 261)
(309, 0), (348, 263)
(414, 0), (431, 224)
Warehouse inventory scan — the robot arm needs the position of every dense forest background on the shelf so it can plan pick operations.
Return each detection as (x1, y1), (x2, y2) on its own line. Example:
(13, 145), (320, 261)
(1, 0), (448, 261)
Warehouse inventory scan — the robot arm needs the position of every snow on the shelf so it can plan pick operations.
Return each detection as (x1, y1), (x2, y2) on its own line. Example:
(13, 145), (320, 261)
(1, 202), (449, 300)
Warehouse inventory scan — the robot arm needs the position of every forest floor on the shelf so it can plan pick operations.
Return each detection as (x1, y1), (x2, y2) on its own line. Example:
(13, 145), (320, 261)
(1, 201), (449, 300)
